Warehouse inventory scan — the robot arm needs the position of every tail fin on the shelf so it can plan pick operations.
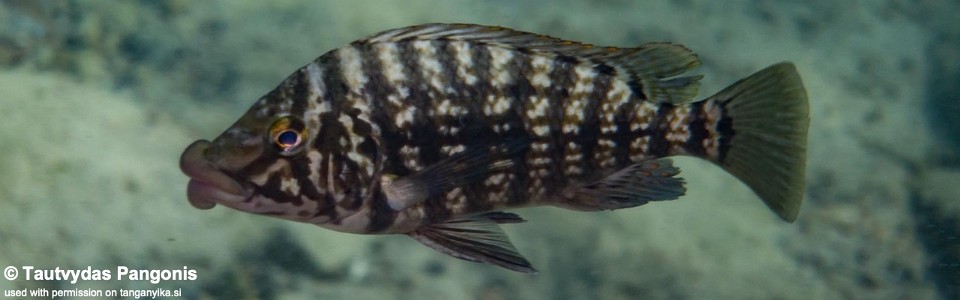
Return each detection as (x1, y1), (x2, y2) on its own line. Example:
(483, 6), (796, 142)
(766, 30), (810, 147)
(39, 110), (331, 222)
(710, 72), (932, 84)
(708, 63), (809, 222)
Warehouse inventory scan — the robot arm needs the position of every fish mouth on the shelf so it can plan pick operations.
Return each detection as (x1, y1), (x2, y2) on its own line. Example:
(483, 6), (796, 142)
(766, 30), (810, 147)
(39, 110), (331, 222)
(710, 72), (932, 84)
(180, 140), (252, 209)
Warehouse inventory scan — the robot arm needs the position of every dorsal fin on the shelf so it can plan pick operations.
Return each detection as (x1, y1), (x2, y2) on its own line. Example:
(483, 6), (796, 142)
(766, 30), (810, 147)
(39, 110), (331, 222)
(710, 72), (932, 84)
(359, 23), (703, 104)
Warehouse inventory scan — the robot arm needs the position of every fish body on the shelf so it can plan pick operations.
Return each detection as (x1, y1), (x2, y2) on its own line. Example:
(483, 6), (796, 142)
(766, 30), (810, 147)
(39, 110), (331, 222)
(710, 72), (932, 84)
(180, 24), (809, 272)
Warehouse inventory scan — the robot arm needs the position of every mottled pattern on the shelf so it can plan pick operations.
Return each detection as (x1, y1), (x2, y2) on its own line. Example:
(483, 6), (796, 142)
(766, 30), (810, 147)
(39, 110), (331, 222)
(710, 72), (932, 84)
(231, 24), (724, 234)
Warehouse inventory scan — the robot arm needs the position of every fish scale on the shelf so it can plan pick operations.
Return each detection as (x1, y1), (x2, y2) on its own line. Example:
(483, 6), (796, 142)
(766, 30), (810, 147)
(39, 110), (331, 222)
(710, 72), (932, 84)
(180, 23), (810, 273)
(362, 35), (688, 230)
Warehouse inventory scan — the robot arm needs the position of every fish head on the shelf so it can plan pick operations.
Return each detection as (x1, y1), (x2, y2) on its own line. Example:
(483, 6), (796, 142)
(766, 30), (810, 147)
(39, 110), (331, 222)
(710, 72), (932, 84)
(179, 69), (351, 224)
(179, 97), (300, 205)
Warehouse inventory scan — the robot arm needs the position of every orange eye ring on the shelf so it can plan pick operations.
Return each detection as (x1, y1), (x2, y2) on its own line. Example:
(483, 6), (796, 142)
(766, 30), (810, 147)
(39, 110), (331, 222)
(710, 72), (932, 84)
(268, 116), (307, 155)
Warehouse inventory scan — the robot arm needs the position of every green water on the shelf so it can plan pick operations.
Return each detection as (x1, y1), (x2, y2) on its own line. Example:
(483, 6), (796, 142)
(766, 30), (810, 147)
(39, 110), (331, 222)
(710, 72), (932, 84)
(1, 1), (958, 299)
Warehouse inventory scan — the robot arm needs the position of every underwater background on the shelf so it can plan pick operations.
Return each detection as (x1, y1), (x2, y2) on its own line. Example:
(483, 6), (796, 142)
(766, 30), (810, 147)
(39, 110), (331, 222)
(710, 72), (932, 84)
(1, 0), (958, 299)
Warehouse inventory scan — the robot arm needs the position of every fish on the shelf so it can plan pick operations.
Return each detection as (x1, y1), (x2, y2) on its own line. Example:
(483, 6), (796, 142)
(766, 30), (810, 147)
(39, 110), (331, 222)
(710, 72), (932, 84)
(179, 23), (809, 273)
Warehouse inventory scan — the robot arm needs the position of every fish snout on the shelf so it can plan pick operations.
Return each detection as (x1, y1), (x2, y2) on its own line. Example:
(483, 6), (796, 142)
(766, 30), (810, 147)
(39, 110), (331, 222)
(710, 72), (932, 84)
(180, 140), (251, 209)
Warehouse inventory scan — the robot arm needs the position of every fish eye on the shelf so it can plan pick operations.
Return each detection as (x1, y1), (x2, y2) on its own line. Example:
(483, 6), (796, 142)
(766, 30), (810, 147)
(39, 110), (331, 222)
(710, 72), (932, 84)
(268, 116), (307, 155)
(277, 130), (300, 147)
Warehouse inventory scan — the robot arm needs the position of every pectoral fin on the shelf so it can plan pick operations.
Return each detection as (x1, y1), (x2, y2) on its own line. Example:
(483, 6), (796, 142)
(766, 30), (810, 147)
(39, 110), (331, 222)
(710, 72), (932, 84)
(408, 212), (536, 273)
(382, 139), (529, 211)
(555, 158), (686, 211)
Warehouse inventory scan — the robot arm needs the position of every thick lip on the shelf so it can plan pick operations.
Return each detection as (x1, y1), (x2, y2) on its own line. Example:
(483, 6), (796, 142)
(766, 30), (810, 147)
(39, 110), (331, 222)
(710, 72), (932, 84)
(179, 140), (252, 209)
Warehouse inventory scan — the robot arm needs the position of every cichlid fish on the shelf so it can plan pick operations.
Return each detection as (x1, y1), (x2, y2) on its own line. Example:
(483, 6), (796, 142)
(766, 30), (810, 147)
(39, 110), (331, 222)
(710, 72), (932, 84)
(179, 23), (809, 273)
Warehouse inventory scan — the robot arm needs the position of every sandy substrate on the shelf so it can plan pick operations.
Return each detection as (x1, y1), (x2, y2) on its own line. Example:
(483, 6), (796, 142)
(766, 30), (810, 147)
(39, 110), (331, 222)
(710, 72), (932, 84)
(1, 0), (956, 299)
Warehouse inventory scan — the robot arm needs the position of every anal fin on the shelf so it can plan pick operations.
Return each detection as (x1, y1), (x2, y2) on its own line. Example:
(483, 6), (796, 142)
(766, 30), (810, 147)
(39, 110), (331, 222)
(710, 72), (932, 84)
(408, 212), (536, 273)
(555, 158), (686, 211)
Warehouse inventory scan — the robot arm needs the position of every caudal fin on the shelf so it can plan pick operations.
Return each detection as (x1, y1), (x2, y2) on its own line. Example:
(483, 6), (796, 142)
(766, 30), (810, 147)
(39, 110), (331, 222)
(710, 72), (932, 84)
(708, 63), (809, 222)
